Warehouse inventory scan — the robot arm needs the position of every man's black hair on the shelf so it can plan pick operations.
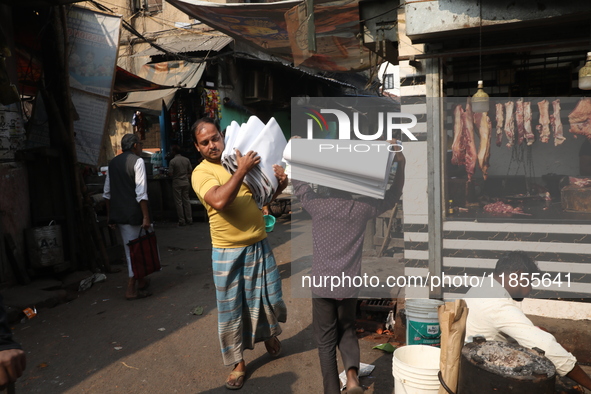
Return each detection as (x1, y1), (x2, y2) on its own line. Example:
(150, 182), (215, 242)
(494, 251), (541, 275)
(317, 186), (353, 200)
(191, 117), (220, 143)
(121, 134), (140, 152)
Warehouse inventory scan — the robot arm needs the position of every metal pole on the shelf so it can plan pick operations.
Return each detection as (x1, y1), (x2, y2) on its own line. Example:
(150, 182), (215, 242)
(305, 0), (316, 53)
(426, 58), (443, 300)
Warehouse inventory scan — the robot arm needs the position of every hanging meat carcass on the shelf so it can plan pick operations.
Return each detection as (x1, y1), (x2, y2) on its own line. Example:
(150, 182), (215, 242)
(515, 98), (525, 145)
(536, 99), (551, 143)
(567, 98), (591, 140)
(495, 103), (504, 147)
(451, 100), (480, 181)
(504, 101), (515, 148)
(452, 104), (465, 165)
(552, 99), (565, 146)
(524, 101), (534, 146)
(474, 112), (492, 180)
(462, 100), (478, 181)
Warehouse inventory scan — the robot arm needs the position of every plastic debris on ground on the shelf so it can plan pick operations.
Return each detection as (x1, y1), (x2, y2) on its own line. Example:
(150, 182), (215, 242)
(385, 310), (395, 331)
(339, 362), (375, 387)
(23, 307), (37, 319)
(157, 328), (166, 331)
(94, 273), (107, 283)
(372, 342), (397, 353)
(191, 306), (204, 315)
(79, 273), (108, 291)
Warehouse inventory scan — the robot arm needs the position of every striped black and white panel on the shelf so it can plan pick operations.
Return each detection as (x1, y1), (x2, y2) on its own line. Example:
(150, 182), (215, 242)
(441, 221), (591, 300)
(403, 223), (429, 269)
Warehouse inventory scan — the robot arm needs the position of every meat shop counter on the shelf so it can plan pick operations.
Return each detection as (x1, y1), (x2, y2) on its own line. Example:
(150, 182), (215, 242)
(447, 201), (591, 224)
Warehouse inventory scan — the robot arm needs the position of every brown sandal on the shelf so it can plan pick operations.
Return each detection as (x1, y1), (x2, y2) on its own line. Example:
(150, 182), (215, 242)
(225, 370), (245, 390)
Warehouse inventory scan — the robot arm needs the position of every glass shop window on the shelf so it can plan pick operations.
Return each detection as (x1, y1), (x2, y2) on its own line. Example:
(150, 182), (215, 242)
(444, 96), (591, 223)
(383, 74), (395, 90)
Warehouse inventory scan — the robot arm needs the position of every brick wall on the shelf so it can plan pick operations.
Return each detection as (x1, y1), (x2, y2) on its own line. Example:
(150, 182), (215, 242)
(142, 122), (161, 150)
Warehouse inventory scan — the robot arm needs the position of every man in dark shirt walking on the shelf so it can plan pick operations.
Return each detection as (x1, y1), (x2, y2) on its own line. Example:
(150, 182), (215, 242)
(168, 144), (193, 226)
(292, 147), (405, 394)
(103, 134), (153, 300)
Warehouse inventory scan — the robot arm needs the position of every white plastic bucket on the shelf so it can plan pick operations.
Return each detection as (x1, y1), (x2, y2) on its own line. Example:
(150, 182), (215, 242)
(392, 345), (441, 394)
(406, 299), (444, 346)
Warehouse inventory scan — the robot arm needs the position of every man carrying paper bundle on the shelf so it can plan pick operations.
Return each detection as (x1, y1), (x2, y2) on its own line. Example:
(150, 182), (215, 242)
(292, 141), (405, 394)
(191, 117), (288, 390)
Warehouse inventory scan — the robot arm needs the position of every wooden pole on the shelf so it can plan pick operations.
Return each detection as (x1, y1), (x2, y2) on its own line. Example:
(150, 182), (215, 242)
(377, 203), (398, 258)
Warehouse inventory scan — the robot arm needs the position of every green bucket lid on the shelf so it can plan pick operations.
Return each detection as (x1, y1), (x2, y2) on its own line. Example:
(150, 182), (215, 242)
(263, 215), (276, 232)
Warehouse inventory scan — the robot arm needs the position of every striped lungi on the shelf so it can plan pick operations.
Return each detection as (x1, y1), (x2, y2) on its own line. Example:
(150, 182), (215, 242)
(212, 238), (287, 366)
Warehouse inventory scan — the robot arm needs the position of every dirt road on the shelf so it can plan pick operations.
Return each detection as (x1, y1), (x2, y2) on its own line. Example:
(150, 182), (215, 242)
(13, 215), (395, 393)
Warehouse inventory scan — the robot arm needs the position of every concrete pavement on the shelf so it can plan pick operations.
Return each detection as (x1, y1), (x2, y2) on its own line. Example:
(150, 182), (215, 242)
(11, 215), (397, 393)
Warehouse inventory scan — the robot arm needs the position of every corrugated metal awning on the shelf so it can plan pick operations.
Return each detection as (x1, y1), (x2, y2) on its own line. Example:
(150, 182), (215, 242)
(10, 0), (82, 5)
(114, 66), (166, 93)
(132, 35), (233, 57)
(113, 88), (178, 115)
(232, 50), (357, 90)
(136, 60), (205, 89)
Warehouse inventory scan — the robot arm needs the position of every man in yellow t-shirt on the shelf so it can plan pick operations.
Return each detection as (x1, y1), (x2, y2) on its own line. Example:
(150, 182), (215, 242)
(191, 118), (288, 390)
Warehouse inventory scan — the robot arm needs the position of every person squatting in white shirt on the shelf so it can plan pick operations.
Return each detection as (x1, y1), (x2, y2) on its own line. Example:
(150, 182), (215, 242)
(464, 251), (591, 390)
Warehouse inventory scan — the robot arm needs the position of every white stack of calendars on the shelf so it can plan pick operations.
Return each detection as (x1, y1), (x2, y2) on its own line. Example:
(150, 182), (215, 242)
(222, 116), (288, 208)
(282, 138), (396, 199)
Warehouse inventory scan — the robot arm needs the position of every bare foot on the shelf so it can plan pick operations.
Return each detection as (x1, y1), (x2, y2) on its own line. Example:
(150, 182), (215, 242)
(346, 368), (364, 393)
(264, 336), (281, 358)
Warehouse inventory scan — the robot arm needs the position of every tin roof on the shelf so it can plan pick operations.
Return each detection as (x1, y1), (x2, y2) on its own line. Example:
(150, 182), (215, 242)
(167, 0), (373, 72)
(132, 35), (233, 57)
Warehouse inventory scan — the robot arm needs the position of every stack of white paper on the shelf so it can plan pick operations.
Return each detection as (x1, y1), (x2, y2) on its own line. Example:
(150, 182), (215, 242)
(283, 139), (395, 199)
(222, 116), (287, 208)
